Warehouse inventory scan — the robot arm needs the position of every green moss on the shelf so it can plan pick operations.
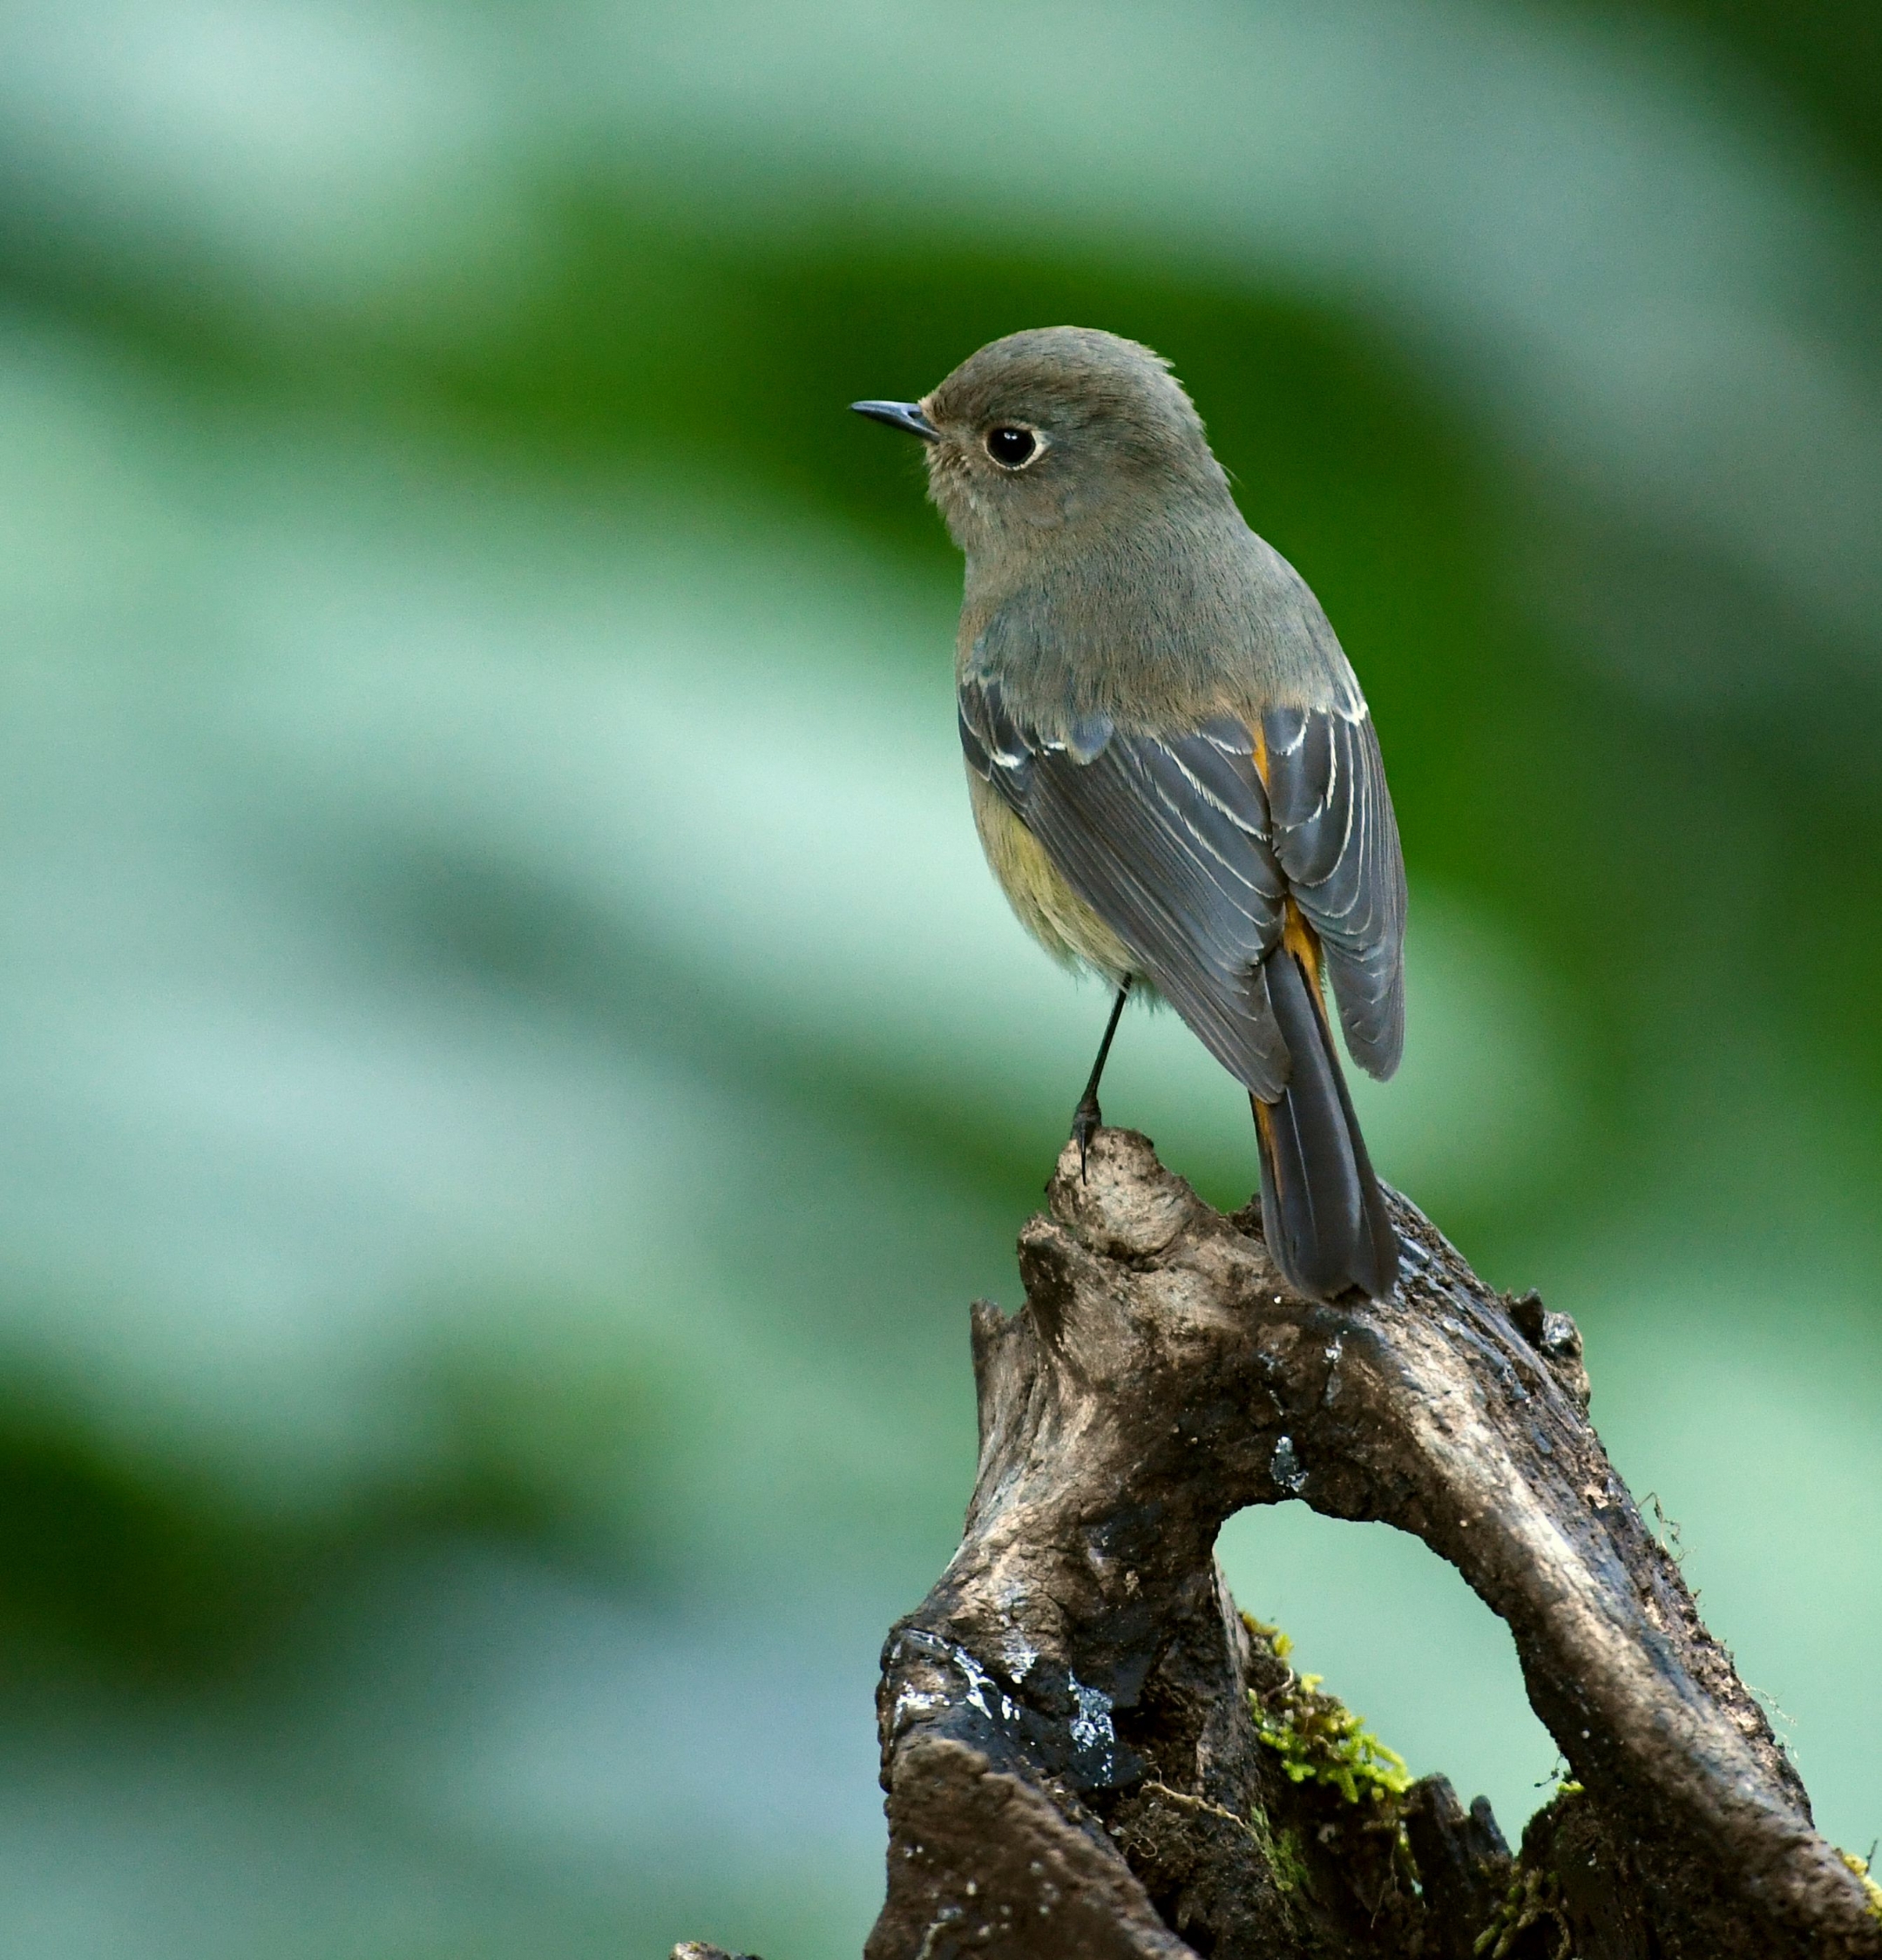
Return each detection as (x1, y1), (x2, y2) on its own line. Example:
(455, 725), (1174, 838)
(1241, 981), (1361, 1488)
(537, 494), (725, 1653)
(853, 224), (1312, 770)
(1247, 1614), (1296, 1666)
(1473, 1867), (1570, 1959)
(1838, 1848), (1882, 1920)
(1271, 1823), (1310, 1894)
(1243, 1617), (1412, 1807)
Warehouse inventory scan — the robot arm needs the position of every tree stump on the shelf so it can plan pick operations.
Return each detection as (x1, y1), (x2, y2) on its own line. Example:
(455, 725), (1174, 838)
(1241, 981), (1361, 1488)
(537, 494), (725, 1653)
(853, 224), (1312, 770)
(853, 1130), (1881, 1959)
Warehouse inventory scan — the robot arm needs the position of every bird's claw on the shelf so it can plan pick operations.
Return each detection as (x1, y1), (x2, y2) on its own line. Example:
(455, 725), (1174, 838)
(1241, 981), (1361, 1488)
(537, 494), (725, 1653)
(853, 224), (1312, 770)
(1072, 1097), (1102, 1181)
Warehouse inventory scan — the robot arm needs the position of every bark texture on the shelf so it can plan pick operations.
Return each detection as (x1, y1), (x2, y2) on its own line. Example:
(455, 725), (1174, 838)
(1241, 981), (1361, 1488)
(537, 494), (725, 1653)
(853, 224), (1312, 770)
(855, 1129), (1882, 1960)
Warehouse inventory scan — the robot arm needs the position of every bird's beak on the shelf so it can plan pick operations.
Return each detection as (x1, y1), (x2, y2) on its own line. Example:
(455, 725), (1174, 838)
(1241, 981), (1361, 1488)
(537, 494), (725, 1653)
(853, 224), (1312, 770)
(851, 399), (940, 442)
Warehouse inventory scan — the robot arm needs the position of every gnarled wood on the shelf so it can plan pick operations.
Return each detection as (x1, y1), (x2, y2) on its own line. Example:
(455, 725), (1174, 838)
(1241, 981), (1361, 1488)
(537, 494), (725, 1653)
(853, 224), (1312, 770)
(860, 1129), (1880, 1959)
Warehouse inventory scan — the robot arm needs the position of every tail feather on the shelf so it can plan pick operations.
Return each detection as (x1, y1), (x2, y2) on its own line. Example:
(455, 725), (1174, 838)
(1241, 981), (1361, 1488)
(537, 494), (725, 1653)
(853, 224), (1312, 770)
(1254, 948), (1398, 1301)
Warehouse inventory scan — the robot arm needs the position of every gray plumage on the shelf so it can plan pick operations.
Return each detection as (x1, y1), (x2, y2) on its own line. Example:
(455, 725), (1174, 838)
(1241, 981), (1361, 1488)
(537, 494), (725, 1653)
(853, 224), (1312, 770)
(860, 327), (1406, 1301)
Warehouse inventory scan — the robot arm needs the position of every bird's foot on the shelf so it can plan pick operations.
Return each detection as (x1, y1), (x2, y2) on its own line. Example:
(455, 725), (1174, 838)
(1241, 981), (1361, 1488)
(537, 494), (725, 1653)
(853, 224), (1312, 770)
(1072, 1095), (1103, 1181)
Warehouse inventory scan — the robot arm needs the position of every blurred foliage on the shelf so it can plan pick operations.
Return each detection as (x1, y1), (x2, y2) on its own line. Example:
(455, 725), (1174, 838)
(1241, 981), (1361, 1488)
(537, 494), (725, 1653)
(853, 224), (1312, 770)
(0, 1385), (281, 1677)
(1629, 0), (1882, 178)
(0, 1332), (680, 1680)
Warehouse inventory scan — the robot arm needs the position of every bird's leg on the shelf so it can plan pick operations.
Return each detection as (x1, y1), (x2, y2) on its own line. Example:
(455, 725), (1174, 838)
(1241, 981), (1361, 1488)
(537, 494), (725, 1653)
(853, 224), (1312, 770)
(1072, 978), (1133, 1180)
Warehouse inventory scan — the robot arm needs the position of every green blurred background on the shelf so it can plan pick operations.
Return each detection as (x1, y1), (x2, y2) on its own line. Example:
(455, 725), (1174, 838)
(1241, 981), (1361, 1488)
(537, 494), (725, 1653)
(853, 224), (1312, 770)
(0, 1), (1878, 1953)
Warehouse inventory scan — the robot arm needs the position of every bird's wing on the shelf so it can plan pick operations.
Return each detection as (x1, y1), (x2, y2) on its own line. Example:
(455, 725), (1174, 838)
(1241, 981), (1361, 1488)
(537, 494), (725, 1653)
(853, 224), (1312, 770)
(959, 678), (1407, 1094)
(959, 672), (1292, 1099)
(1262, 704), (1405, 1080)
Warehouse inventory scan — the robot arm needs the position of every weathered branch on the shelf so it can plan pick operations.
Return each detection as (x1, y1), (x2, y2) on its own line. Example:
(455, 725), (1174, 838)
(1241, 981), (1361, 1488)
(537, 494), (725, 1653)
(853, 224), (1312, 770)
(856, 1130), (1881, 1959)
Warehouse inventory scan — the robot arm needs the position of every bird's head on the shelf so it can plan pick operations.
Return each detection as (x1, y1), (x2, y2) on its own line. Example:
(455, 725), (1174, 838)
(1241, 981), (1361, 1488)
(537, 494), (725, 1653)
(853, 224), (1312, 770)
(853, 327), (1229, 561)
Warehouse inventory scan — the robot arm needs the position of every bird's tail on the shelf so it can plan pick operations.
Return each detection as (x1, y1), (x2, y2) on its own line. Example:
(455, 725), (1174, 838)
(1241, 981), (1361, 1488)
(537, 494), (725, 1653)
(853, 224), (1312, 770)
(1252, 941), (1399, 1301)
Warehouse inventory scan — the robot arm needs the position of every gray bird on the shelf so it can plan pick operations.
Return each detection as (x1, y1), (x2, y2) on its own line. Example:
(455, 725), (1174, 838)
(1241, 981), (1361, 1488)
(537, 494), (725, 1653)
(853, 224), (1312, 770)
(855, 327), (1405, 1301)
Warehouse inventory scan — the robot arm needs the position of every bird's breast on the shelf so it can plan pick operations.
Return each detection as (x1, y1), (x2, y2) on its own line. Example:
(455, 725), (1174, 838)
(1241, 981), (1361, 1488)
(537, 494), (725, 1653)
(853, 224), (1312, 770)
(965, 767), (1134, 982)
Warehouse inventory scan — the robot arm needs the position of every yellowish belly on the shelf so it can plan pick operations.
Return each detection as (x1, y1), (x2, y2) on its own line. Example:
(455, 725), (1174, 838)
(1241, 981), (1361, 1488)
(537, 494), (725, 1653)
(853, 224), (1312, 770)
(967, 768), (1135, 983)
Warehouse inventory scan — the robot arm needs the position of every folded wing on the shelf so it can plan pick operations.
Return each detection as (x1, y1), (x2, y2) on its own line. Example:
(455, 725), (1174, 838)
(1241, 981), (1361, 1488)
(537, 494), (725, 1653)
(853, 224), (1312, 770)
(1263, 704), (1406, 1079)
(959, 676), (1405, 1098)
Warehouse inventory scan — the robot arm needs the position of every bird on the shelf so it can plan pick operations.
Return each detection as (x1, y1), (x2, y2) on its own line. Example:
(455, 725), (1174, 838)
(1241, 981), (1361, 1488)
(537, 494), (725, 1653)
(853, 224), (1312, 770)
(853, 328), (1405, 1302)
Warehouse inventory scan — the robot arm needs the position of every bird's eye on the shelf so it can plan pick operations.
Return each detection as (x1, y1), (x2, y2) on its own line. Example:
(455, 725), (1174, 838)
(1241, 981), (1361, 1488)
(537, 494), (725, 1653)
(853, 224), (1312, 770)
(985, 425), (1040, 470)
